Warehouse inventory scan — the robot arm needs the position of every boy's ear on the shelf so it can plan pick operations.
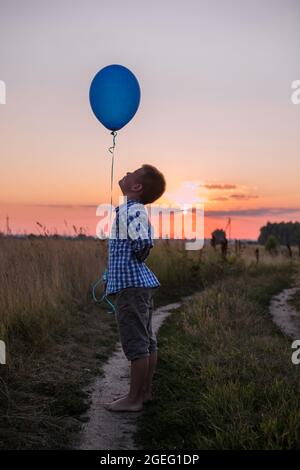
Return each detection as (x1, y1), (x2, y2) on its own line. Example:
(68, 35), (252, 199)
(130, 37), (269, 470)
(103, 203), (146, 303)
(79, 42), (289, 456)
(131, 183), (143, 192)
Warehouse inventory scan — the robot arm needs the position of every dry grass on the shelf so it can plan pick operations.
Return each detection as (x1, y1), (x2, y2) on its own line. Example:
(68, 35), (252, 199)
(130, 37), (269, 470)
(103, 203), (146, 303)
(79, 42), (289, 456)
(0, 237), (112, 449)
(238, 242), (299, 266)
(0, 238), (107, 341)
(0, 237), (295, 346)
(0, 236), (298, 449)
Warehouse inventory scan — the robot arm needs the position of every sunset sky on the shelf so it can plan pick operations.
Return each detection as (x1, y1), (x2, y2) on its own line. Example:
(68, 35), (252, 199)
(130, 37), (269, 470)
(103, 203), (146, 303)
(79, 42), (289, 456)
(0, 0), (299, 239)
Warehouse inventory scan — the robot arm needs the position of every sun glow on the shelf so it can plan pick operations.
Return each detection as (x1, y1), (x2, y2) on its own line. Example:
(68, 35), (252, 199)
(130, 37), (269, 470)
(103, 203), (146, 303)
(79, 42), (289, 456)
(164, 181), (206, 210)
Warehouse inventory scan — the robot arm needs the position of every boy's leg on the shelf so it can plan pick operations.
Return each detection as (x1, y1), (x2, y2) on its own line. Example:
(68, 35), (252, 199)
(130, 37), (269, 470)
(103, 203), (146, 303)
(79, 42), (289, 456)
(104, 287), (152, 412)
(104, 356), (149, 411)
(114, 293), (157, 403)
(113, 352), (156, 402)
(142, 350), (157, 400)
(128, 356), (149, 402)
(143, 290), (158, 399)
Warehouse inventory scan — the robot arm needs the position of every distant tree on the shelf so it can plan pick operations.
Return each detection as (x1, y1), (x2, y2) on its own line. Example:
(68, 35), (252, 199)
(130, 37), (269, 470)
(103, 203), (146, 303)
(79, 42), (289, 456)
(265, 235), (279, 256)
(211, 229), (228, 259)
(258, 221), (300, 257)
(211, 229), (226, 248)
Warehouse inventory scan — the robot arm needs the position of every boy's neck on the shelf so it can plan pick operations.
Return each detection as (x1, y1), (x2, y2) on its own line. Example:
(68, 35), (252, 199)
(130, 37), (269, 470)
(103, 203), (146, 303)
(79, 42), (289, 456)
(122, 193), (143, 204)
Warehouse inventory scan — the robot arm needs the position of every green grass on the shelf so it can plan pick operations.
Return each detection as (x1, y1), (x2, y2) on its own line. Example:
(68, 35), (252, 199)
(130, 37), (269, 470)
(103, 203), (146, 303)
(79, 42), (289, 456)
(0, 302), (119, 449)
(0, 238), (296, 449)
(1, 239), (233, 449)
(137, 262), (300, 450)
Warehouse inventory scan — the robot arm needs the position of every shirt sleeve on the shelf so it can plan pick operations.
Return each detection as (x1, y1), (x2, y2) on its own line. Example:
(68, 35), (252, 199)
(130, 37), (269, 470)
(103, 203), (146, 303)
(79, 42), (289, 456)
(132, 237), (153, 262)
(127, 205), (154, 262)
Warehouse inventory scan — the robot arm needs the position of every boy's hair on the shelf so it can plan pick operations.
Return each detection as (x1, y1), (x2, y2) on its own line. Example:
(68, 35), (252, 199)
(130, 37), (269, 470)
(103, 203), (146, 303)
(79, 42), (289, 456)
(139, 164), (166, 205)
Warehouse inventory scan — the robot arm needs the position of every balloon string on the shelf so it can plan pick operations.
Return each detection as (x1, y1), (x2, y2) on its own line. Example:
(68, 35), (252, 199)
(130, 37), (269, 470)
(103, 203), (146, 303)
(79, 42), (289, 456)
(90, 131), (118, 315)
(108, 131), (117, 233)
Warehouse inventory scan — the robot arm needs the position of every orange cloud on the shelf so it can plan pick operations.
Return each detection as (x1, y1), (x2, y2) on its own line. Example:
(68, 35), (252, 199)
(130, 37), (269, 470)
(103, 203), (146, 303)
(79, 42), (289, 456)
(204, 184), (237, 190)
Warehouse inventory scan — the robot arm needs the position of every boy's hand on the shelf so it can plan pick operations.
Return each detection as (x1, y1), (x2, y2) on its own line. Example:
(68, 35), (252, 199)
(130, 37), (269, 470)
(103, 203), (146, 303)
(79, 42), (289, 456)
(134, 243), (152, 262)
(102, 270), (108, 292)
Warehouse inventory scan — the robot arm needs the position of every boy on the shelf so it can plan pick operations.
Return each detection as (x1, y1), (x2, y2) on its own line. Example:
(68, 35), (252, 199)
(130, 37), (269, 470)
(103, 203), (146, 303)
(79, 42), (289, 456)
(104, 164), (166, 412)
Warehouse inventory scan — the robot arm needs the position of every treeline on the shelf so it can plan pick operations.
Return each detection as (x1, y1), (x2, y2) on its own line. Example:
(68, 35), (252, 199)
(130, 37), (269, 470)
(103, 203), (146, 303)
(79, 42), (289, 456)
(258, 222), (300, 247)
(0, 233), (97, 241)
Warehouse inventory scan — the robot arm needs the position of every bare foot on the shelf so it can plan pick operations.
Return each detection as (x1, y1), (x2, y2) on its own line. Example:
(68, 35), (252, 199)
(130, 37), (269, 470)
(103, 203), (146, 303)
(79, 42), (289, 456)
(103, 396), (143, 412)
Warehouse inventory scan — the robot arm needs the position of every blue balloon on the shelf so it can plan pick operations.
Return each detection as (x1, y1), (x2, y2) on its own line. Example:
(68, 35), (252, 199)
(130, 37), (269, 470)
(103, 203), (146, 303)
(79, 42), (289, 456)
(89, 64), (141, 131)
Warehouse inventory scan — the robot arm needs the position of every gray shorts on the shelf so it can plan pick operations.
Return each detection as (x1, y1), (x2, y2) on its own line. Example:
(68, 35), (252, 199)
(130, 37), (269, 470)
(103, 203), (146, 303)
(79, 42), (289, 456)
(115, 287), (158, 361)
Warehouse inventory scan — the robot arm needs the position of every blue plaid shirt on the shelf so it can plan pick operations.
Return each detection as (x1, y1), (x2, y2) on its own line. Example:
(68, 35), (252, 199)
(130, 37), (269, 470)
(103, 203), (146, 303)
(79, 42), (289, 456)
(106, 198), (160, 295)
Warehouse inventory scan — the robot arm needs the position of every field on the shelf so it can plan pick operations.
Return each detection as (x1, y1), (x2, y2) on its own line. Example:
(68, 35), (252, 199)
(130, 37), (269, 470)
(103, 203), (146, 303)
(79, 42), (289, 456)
(0, 237), (299, 449)
(137, 263), (300, 449)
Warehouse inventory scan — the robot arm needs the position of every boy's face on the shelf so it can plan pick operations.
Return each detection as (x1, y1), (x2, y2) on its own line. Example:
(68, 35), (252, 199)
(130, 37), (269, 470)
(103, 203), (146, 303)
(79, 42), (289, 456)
(119, 167), (144, 196)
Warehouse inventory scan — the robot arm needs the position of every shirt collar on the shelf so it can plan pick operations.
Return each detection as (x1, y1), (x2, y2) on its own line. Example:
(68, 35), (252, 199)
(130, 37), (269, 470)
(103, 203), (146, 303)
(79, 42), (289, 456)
(115, 198), (143, 212)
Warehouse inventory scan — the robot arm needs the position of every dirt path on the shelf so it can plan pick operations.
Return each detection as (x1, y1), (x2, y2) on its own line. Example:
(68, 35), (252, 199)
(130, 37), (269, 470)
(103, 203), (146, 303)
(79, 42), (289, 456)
(76, 287), (300, 450)
(270, 287), (300, 339)
(77, 299), (188, 450)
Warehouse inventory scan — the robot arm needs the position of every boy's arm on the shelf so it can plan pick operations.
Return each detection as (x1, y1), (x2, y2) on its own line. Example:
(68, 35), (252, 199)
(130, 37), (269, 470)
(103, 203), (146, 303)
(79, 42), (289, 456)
(132, 237), (153, 262)
(127, 207), (154, 262)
